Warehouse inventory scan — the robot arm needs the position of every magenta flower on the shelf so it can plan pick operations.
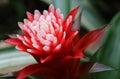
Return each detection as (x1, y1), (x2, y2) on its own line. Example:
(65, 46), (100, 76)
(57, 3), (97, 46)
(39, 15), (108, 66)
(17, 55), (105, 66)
(5, 4), (106, 79)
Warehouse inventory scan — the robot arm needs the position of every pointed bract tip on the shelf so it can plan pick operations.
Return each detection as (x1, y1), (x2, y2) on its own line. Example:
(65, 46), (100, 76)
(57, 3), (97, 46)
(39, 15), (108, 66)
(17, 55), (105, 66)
(18, 22), (23, 26)
(34, 9), (39, 14)
(49, 4), (54, 9)
(8, 34), (17, 38)
(75, 5), (80, 11)
(74, 5), (80, 13)
(26, 11), (31, 16)
(49, 4), (55, 13)
(26, 11), (34, 21)
(27, 11), (33, 14)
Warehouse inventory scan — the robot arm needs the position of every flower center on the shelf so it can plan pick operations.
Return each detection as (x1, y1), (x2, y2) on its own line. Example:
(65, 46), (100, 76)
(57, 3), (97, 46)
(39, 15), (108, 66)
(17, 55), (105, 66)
(33, 11), (65, 53)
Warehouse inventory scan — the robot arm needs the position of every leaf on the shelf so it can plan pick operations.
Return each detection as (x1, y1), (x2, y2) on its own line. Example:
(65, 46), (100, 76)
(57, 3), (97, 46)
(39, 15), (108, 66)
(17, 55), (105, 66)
(90, 70), (120, 79)
(84, 24), (108, 57)
(90, 12), (120, 79)
(0, 47), (37, 74)
(72, 12), (82, 31)
(70, 0), (105, 30)
(97, 12), (120, 68)
(75, 25), (107, 51)
(28, 76), (44, 79)
(89, 62), (114, 73)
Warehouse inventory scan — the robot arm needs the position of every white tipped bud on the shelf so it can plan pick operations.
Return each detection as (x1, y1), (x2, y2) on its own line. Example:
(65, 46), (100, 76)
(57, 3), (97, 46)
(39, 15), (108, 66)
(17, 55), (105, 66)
(24, 19), (29, 25)
(56, 8), (61, 15)
(24, 36), (31, 43)
(43, 46), (50, 52)
(17, 34), (24, 41)
(43, 10), (48, 16)
(27, 49), (33, 52)
(55, 44), (61, 50)
(61, 14), (64, 20)
(66, 15), (72, 26)
(32, 43), (39, 49)
(44, 40), (51, 46)
(26, 11), (33, 21)
(46, 15), (51, 21)
(34, 9), (41, 20)
(39, 37), (45, 45)
(8, 34), (17, 38)
(46, 34), (54, 41)
(53, 37), (57, 45)
(49, 4), (54, 13)
(18, 22), (24, 29)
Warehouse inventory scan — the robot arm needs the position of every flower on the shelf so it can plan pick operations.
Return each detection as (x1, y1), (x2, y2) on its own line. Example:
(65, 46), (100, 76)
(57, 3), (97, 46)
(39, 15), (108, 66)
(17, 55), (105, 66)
(5, 4), (106, 79)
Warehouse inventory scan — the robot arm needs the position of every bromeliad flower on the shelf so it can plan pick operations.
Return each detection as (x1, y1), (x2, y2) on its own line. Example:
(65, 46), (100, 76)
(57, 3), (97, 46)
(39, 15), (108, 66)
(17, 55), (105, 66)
(5, 4), (106, 79)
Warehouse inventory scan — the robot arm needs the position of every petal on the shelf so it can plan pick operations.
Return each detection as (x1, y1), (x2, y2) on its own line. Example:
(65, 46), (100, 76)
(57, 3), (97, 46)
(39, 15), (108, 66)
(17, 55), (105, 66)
(17, 64), (40, 79)
(34, 9), (41, 20)
(26, 12), (34, 22)
(73, 50), (85, 59)
(72, 12), (82, 31)
(18, 22), (30, 36)
(48, 4), (55, 13)
(74, 25), (107, 51)
(64, 6), (79, 23)
(65, 31), (79, 47)
(5, 38), (27, 52)
(63, 6), (79, 34)
(16, 44), (27, 52)
(17, 64), (60, 79)
(5, 38), (22, 46)
(27, 49), (42, 55)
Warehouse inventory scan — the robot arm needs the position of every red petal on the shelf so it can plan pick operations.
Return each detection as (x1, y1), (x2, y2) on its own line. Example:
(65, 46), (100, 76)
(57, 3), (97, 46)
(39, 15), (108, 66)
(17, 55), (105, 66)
(18, 22), (30, 36)
(48, 4), (55, 13)
(17, 64), (60, 79)
(73, 50), (85, 59)
(5, 38), (22, 46)
(65, 31), (78, 47)
(16, 44), (27, 52)
(17, 64), (40, 79)
(26, 12), (34, 22)
(72, 12), (82, 31)
(74, 25), (107, 51)
(64, 6), (79, 35)
(64, 6), (79, 23)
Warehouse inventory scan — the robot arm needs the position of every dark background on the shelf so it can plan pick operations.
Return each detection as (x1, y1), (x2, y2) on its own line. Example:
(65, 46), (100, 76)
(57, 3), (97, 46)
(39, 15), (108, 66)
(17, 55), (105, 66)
(0, 0), (120, 39)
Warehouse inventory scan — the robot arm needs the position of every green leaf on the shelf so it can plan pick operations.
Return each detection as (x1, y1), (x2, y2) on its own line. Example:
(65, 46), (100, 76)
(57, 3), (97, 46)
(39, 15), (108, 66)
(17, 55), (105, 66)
(28, 76), (44, 79)
(70, 0), (105, 30)
(90, 70), (120, 79)
(0, 47), (37, 74)
(90, 12), (120, 79)
(97, 12), (120, 68)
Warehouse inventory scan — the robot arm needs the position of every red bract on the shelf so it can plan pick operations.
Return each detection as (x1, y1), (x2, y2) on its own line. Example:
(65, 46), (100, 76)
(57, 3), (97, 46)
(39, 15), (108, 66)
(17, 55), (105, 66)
(5, 4), (106, 79)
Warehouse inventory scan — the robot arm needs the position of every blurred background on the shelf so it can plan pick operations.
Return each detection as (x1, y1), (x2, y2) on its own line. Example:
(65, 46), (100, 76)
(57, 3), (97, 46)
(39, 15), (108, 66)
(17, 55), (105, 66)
(0, 0), (120, 40)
